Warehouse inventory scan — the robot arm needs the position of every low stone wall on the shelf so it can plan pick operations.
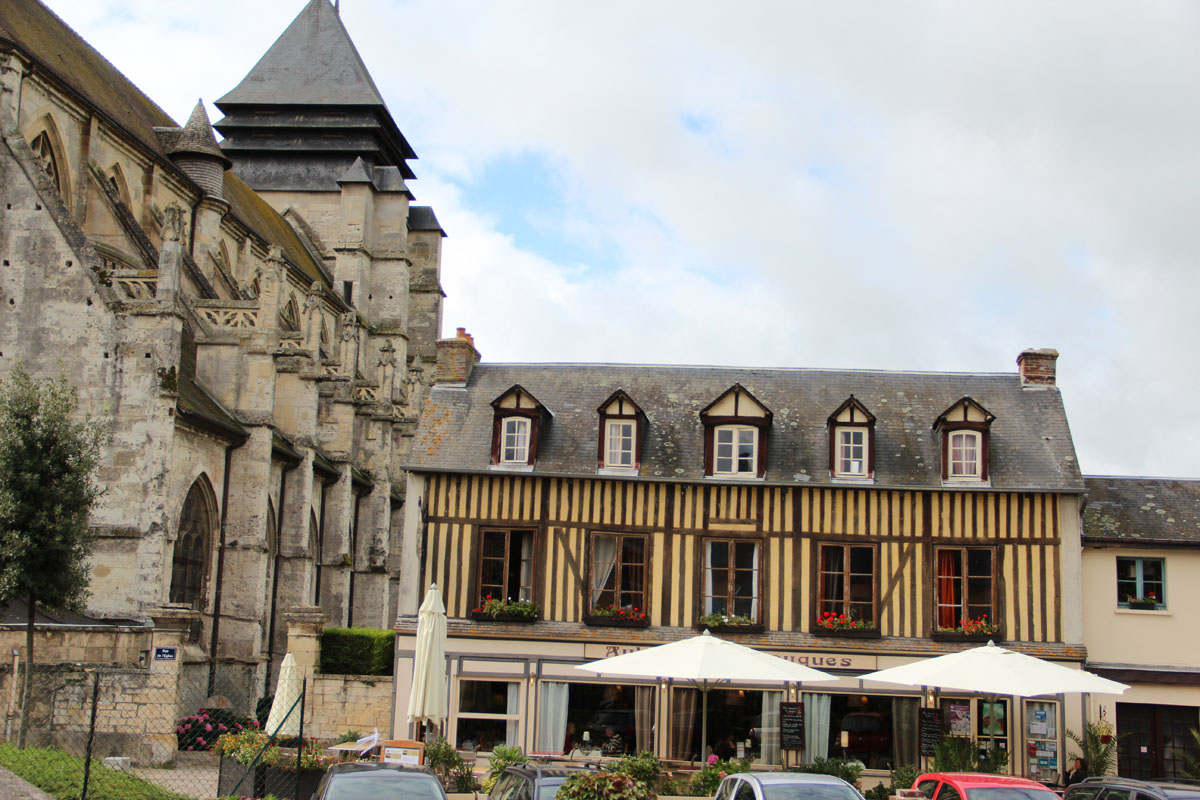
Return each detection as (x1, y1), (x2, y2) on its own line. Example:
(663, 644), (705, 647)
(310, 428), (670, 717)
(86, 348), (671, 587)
(305, 673), (394, 740)
(0, 624), (151, 666)
(0, 663), (178, 766)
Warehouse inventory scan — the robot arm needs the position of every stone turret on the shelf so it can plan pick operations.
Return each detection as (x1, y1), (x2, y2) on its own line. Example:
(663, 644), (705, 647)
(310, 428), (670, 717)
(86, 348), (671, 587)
(165, 101), (230, 199)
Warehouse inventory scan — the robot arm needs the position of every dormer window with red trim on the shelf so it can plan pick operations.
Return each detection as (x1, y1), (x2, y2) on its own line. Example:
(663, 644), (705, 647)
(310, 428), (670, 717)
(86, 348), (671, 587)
(597, 390), (646, 473)
(828, 395), (875, 480)
(700, 384), (772, 479)
(490, 385), (550, 469)
(933, 397), (995, 483)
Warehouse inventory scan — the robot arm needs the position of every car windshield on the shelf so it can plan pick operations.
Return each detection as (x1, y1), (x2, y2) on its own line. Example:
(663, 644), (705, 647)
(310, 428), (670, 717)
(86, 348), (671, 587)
(967, 788), (1058, 800)
(762, 784), (864, 800)
(324, 772), (445, 800)
(538, 778), (567, 800)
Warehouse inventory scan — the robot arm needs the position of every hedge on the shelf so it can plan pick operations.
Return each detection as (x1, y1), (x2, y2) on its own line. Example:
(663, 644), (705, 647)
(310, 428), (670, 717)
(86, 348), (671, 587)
(319, 626), (395, 675)
(0, 743), (190, 800)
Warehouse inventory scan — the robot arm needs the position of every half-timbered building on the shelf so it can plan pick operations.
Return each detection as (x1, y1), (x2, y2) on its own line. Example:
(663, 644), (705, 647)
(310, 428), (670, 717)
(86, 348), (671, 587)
(394, 335), (1088, 779)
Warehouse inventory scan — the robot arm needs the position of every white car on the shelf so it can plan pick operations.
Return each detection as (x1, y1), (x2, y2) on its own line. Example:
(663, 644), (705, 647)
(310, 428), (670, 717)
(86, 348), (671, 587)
(714, 772), (866, 800)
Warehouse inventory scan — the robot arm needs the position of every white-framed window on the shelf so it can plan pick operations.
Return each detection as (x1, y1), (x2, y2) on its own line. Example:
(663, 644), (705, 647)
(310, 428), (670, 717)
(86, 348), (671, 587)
(714, 425), (757, 475)
(948, 430), (981, 479)
(500, 417), (530, 464)
(836, 428), (867, 476)
(455, 679), (521, 750)
(605, 420), (635, 469)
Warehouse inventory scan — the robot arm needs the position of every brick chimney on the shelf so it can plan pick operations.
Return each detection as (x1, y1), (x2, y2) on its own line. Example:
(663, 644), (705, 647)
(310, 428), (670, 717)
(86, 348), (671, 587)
(1017, 348), (1059, 387)
(435, 327), (480, 384)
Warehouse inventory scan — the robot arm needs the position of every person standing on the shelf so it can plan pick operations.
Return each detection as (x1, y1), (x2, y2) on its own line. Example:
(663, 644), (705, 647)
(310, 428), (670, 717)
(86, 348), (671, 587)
(1064, 757), (1089, 786)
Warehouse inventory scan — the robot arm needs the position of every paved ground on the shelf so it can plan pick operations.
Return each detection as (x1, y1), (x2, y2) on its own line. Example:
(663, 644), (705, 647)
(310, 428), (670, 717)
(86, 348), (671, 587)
(0, 765), (55, 800)
(132, 763), (219, 799)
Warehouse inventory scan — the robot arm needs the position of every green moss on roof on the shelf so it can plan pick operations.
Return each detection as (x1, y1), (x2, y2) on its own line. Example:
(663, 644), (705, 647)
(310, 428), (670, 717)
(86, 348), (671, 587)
(223, 171), (327, 286)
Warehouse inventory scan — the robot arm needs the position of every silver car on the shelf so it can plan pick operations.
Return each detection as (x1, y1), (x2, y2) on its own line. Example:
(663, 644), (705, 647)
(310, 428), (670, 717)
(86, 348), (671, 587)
(714, 772), (867, 800)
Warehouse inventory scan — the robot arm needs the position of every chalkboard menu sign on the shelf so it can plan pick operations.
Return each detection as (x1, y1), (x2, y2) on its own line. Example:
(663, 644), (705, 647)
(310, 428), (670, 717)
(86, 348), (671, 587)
(919, 707), (942, 756)
(780, 702), (804, 749)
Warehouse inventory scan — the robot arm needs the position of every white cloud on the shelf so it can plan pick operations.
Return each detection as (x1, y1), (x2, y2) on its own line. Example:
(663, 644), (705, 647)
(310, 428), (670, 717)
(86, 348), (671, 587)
(42, 0), (1200, 477)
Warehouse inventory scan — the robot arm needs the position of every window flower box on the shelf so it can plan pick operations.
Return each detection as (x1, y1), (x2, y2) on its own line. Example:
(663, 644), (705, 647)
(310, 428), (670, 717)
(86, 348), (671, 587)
(814, 612), (879, 638)
(583, 605), (649, 627)
(470, 597), (540, 622)
(813, 625), (881, 639)
(695, 615), (763, 634)
(1126, 599), (1159, 611)
(583, 613), (650, 628)
(931, 630), (1003, 643)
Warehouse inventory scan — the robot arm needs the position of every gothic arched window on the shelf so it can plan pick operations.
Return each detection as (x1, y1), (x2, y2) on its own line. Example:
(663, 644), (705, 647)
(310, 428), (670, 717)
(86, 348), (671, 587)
(280, 297), (301, 332)
(30, 132), (61, 195)
(169, 478), (216, 609)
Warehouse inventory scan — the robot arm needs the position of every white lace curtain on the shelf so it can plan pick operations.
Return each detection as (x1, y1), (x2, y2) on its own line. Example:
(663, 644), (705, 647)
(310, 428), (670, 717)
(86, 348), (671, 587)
(537, 682), (570, 753)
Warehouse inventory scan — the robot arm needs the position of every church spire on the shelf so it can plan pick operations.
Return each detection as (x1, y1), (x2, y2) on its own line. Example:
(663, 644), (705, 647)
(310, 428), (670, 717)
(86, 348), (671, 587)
(214, 0), (416, 190)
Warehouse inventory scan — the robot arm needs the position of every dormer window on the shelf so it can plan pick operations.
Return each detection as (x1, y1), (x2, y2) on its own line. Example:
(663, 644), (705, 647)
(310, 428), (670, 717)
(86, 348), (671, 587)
(597, 390), (646, 473)
(490, 385), (550, 469)
(501, 417), (530, 463)
(701, 384), (772, 479)
(828, 396), (875, 480)
(934, 397), (995, 483)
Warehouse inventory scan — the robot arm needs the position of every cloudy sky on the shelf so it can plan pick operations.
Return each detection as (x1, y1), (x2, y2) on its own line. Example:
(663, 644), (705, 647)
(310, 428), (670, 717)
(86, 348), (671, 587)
(44, 0), (1200, 478)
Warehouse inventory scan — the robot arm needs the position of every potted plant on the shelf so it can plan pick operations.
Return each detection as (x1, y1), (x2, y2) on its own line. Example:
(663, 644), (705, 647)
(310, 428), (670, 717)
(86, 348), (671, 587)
(931, 614), (1002, 642)
(813, 611), (881, 638)
(583, 604), (649, 628)
(695, 612), (763, 633)
(1126, 593), (1159, 610)
(470, 595), (541, 622)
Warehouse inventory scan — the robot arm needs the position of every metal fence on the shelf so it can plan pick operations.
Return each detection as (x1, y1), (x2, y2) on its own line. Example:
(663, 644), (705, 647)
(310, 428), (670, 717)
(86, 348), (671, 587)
(0, 661), (309, 800)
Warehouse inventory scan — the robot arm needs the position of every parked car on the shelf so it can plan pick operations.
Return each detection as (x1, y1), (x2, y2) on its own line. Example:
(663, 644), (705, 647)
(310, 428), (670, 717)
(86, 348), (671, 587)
(311, 761), (448, 800)
(488, 762), (605, 800)
(914, 772), (1062, 800)
(1064, 776), (1200, 800)
(714, 770), (866, 800)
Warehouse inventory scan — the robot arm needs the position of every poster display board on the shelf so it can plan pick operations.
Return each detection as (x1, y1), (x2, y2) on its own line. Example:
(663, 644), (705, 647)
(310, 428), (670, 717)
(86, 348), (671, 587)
(1024, 700), (1059, 782)
(780, 702), (805, 750)
(379, 739), (424, 765)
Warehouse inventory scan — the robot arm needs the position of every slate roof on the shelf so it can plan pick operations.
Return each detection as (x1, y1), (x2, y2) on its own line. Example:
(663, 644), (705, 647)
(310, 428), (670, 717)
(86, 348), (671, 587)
(217, 0), (387, 107)
(223, 171), (328, 286)
(1082, 476), (1200, 544)
(408, 206), (446, 235)
(405, 363), (1085, 491)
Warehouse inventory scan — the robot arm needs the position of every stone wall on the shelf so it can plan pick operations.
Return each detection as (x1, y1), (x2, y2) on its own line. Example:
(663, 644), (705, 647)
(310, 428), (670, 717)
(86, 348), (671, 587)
(0, 625), (150, 666)
(306, 673), (394, 741)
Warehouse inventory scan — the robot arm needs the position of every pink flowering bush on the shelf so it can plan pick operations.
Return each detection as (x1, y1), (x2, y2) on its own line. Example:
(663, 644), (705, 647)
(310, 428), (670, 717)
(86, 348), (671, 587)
(177, 707), (260, 752)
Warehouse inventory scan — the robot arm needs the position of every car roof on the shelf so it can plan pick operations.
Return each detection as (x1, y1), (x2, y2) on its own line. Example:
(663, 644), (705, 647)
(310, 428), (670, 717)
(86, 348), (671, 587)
(740, 772), (856, 787)
(327, 762), (438, 777)
(507, 763), (604, 780)
(1073, 778), (1200, 798)
(918, 773), (1056, 790)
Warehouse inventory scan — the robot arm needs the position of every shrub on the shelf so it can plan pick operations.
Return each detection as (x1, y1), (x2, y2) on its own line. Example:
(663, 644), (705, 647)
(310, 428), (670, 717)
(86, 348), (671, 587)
(481, 745), (528, 793)
(932, 735), (1007, 774)
(688, 757), (752, 796)
(320, 626), (395, 675)
(558, 771), (653, 800)
(334, 730), (362, 745)
(176, 707), (260, 752)
(793, 757), (863, 786)
(611, 751), (661, 793)
(1068, 722), (1125, 778)
(0, 743), (191, 800)
(426, 736), (472, 791)
(891, 764), (920, 793)
(864, 783), (891, 800)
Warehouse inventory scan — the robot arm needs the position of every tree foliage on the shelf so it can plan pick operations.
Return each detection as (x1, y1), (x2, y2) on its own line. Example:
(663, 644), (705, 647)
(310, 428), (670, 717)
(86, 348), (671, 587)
(0, 367), (104, 610)
(0, 366), (105, 746)
(1067, 722), (1124, 778)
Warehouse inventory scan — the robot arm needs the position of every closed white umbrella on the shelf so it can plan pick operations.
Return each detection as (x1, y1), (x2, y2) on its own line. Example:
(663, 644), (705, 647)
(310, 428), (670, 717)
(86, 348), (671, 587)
(859, 640), (1129, 697)
(576, 630), (836, 758)
(408, 583), (448, 728)
(265, 653), (302, 737)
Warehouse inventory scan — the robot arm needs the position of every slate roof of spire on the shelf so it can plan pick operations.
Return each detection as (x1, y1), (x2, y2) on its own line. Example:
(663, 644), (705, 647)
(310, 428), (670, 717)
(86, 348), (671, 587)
(217, 0), (388, 107)
(170, 101), (231, 165)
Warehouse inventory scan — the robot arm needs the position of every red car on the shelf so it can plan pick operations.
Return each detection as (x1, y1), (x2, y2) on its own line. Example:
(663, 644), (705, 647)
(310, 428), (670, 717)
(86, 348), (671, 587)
(915, 773), (1061, 800)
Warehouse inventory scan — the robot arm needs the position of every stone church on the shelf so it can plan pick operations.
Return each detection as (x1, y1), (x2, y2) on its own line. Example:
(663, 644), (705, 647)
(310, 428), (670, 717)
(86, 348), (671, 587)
(0, 0), (444, 693)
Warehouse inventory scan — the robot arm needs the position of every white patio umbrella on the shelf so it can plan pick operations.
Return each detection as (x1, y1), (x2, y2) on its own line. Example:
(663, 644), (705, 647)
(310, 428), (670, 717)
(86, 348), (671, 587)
(859, 640), (1128, 755)
(576, 630), (837, 759)
(407, 583), (448, 730)
(265, 653), (302, 737)
(859, 640), (1129, 698)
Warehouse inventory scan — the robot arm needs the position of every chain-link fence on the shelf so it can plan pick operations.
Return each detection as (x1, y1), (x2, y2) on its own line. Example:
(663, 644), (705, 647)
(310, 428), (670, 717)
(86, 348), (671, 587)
(0, 661), (310, 800)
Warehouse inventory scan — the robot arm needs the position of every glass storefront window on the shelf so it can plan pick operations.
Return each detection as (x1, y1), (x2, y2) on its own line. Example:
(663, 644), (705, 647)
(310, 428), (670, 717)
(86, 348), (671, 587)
(537, 682), (654, 756)
(801, 694), (920, 770)
(457, 680), (520, 751)
(670, 688), (782, 764)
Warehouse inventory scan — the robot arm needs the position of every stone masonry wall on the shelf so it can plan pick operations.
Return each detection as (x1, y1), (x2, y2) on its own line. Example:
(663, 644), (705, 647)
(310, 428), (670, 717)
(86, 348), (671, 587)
(305, 673), (394, 741)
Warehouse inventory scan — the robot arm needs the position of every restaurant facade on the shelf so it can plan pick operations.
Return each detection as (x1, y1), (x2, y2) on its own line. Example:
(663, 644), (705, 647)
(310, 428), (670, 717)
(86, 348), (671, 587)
(392, 337), (1092, 779)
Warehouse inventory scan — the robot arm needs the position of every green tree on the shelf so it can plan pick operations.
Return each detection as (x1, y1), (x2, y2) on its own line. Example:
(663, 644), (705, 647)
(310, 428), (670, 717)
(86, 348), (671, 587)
(0, 367), (105, 747)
